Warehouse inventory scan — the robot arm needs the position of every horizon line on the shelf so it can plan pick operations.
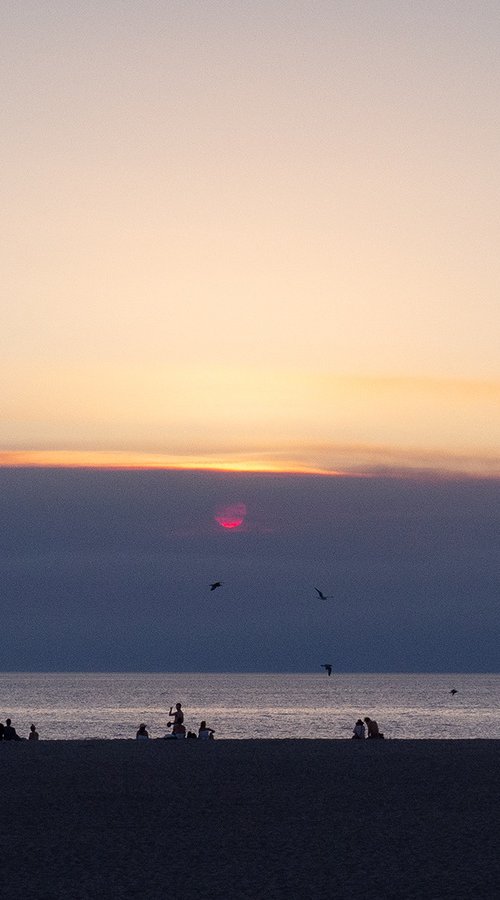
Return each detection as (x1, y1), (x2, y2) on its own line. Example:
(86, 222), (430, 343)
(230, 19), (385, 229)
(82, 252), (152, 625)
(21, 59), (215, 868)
(0, 670), (497, 675)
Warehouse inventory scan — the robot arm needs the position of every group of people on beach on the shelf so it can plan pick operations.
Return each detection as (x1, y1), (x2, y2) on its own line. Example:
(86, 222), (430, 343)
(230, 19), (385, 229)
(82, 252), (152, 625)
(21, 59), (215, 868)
(0, 719), (38, 741)
(2, 705), (216, 743)
(136, 702), (215, 741)
(3, 708), (383, 742)
(352, 716), (384, 739)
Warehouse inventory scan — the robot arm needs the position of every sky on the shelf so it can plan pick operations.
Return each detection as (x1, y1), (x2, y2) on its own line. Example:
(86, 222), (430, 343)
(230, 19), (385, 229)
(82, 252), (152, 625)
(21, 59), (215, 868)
(1, 2), (499, 671)
(1, 468), (499, 672)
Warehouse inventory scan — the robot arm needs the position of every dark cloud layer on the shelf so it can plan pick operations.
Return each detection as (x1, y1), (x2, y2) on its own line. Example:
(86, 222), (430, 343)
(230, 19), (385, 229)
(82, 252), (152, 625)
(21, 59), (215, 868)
(0, 468), (498, 672)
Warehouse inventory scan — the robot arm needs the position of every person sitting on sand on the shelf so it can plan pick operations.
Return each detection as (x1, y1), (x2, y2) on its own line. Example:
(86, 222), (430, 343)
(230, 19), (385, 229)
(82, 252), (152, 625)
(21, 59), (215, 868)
(136, 723), (149, 740)
(173, 722), (186, 739)
(352, 719), (365, 740)
(28, 723), (39, 740)
(198, 721), (215, 740)
(364, 716), (384, 739)
(4, 718), (22, 741)
(164, 722), (187, 740)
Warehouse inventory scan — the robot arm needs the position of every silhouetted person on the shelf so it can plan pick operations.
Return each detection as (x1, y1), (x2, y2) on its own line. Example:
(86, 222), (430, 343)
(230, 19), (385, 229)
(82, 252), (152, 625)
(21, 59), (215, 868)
(198, 721), (215, 740)
(164, 722), (186, 739)
(4, 718), (22, 741)
(167, 703), (184, 730)
(165, 703), (186, 739)
(364, 716), (384, 739)
(28, 723), (39, 741)
(0, 721), (4, 740)
(173, 723), (186, 739)
(136, 723), (149, 740)
(352, 719), (365, 740)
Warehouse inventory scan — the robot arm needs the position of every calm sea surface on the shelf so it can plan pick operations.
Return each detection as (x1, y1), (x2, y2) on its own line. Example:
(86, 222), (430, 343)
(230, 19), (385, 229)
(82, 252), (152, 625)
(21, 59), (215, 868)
(0, 673), (498, 741)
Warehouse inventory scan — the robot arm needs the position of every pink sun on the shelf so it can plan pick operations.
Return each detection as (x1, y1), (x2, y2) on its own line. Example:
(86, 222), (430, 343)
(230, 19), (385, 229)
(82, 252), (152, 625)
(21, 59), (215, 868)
(214, 502), (247, 530)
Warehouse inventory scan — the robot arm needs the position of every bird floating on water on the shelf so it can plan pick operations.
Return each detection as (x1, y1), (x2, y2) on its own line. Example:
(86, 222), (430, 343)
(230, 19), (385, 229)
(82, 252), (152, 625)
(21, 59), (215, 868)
(449, 688), (458, 695)
(321, 664), (333, 676)
(210, 581), (223, 591)
(314, 587), (333, 600)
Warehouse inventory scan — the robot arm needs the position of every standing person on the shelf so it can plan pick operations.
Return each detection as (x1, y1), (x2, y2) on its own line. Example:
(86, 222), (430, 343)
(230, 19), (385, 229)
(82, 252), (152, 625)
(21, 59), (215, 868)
(28, 723), (39, 740)
(169, 703), (184, 727)
(165, 703), (186, 738)
(0, 721), (4, 740)
(4, 718), (22, 741)
(352, 719), (366, 740)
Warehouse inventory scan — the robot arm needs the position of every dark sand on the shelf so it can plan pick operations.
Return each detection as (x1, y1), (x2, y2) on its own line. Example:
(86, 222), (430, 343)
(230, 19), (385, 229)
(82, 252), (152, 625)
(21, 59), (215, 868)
(1, 740), (499, 899)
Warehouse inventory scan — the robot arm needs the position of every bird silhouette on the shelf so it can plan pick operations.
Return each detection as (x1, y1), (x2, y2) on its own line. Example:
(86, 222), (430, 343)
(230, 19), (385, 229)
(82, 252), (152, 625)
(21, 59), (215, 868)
(449, 689), (458, 695)
(210, 581), (223, 591)
(321, 664), (333, 676)
(314, 587), (332, 600)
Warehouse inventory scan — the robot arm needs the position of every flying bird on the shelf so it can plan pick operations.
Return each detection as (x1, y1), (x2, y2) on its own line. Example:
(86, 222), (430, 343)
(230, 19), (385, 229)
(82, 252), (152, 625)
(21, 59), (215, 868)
(314, 587), (333, 600)
(449, 689), (458, 695)
(210, 581), (223, 591)
(321, 664), (333, 677)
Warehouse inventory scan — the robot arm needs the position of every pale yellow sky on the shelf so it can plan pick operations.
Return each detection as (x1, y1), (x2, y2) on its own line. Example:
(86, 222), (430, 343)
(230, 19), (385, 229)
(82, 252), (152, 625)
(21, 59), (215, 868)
(3, 2), (500, 474)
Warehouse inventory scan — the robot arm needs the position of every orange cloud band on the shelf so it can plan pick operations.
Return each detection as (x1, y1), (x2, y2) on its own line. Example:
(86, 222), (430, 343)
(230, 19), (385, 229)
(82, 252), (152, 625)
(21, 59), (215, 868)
(1, 446), (499, 478)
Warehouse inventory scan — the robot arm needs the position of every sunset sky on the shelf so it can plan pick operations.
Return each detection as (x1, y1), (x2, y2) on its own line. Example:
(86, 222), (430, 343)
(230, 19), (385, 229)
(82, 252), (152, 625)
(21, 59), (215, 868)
(3, 0), (500, 476)
(2, 3), (500, 673)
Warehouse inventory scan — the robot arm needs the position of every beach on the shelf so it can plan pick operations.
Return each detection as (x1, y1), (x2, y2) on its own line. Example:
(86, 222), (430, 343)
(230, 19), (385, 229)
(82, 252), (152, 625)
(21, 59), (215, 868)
(1, 740), (499, 899)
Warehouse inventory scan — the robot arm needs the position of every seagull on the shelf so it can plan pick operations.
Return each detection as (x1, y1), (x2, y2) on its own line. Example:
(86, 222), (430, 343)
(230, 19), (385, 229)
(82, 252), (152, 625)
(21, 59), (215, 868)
(314, 587), (333, 600)
(210, 581), (223, 591)
(321, 664), (333, 676)
(449, 689), (458, 695)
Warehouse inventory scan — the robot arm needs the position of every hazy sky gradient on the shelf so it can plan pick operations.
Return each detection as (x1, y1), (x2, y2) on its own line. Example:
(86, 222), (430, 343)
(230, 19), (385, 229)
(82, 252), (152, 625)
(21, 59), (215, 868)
(3, 1), (500, 473)
(1, 468), (498, 672)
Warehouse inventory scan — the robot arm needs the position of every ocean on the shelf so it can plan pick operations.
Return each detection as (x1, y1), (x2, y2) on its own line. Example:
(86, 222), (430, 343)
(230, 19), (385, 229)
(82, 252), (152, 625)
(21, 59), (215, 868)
(0, 672), (499, 741)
